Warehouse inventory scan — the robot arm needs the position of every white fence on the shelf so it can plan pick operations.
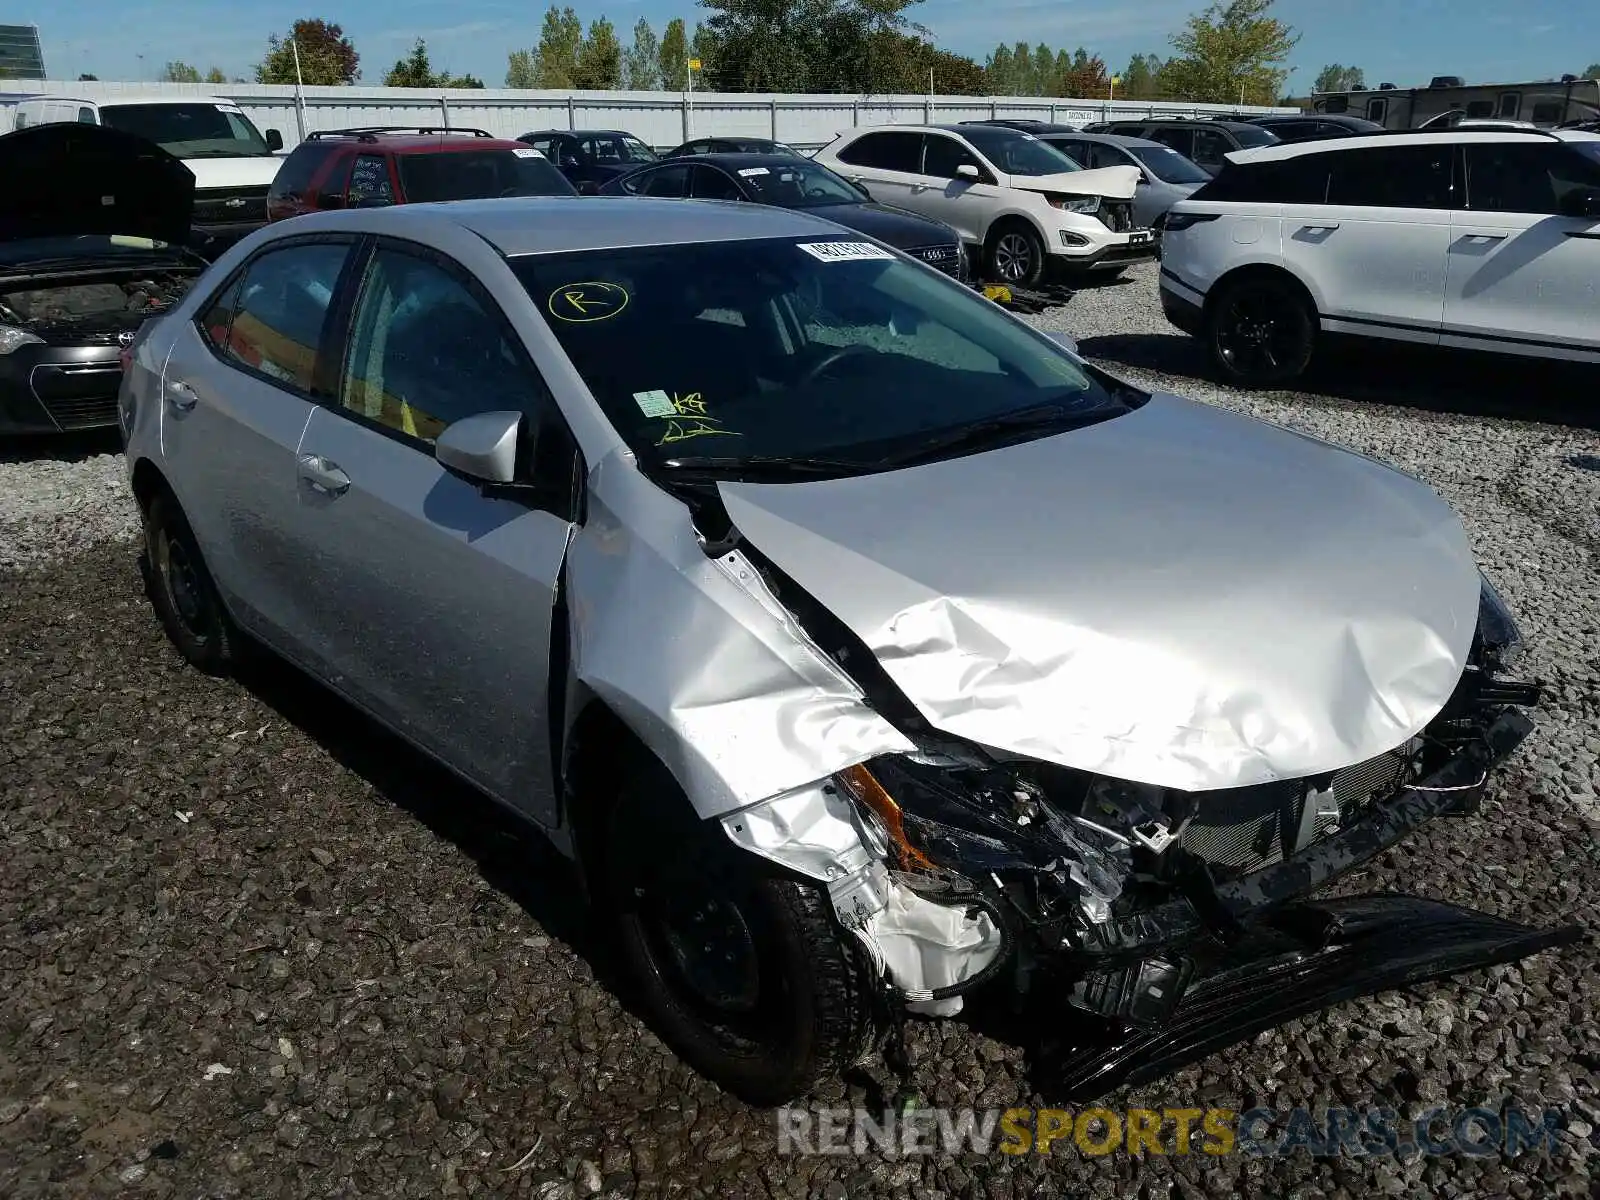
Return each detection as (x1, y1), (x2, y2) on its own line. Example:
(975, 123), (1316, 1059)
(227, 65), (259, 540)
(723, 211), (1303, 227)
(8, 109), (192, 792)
(1, 79), (1295, 150)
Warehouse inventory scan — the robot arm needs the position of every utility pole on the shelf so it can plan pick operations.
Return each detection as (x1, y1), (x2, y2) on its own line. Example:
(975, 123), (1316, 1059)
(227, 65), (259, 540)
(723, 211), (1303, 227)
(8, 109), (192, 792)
(290, 36), (307, 141)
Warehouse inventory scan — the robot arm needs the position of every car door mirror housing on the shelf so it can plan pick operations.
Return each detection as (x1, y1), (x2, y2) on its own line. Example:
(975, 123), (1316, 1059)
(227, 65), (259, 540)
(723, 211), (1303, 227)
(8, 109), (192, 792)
(956, 163), (981, 181)
(852, 180), (873, 200)
(315, 192), (345, 210)
(265, 128), (284, 152)
(436, 411), (524, 485)
(1043, 329), (1080, 356)
(1558, 186), (1600, 219)
(578, 180), (602, 195)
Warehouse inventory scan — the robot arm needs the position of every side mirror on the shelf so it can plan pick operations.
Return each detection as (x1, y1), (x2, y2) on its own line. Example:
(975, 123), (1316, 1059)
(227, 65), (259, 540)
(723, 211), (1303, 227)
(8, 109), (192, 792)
(1043, 329), (1080, 355)
(956, 163), (981, 181)
(437, 411), (523, 485)
(578, 180), (601, 195)
(1558, 186), (1600, 219)
(851, 180), (873, 200)
(315, 192), (345, 210)
(265, 128), (284, 151)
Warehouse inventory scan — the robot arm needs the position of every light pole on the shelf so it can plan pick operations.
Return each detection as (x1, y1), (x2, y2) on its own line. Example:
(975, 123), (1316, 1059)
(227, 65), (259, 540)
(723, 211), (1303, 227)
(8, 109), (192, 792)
(290, 37), (308, 141)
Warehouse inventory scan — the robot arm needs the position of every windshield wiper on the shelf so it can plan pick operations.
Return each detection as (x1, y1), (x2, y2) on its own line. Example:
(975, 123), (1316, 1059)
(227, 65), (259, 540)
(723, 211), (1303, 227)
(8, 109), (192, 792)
(880, 401), (1117, 468)
(657, 454), (872, 481)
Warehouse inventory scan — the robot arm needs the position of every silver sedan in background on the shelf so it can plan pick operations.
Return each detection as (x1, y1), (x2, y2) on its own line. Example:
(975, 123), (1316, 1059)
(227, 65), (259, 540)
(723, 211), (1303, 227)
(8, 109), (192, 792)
(1037, 131), (1212, 228)
(118, 196), (1557, 1105)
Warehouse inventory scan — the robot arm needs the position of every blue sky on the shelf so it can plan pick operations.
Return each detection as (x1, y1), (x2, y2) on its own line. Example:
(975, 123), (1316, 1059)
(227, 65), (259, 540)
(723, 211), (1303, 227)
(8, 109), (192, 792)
(20, 0), (1599, 90)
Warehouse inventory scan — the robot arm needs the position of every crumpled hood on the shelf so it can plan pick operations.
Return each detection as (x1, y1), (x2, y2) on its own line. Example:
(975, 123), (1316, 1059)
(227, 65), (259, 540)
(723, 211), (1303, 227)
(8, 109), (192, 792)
(1006, 164), (1139, 202)
(718, 394), (1482, 793)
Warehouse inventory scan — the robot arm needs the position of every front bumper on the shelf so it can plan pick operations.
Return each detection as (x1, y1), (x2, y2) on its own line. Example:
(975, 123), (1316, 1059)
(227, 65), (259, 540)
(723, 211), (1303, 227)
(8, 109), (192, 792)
(1053, 228), (1159, 271)
(0, 342), (124, 435)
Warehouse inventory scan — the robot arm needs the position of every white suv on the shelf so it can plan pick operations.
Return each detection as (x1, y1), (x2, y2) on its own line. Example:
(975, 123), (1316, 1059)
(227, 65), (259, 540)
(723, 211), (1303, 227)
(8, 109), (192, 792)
(1159, 129), (1600, 385)
(814, 124), (1156, 286)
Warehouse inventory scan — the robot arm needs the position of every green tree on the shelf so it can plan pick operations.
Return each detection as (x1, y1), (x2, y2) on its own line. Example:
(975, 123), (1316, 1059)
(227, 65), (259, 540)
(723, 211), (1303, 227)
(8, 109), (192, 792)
(505, 49), (537, 87)
(162, 61), (202, 83)
(1062, 48), (1109, 98)
(204, 67), (227, 84)
(690, 23), (719, 87)
(1010, 41), (1033, 93)
(624, 18), (660, 89)
(78, 72), (99, 80)
(1313, 63), (1364, 93)
(986, 45), (1014, 94)
(384, 38), (483, 87)
(697, 0), (922, 93)
(659, 17), (689, 90)
(1120, 53), (1164, 99)
(1031, 43), (1056, 95)
(534, 5), (583, 87)
(574, 17), (623, 89)
(1583, 62), (1600, 78)
(256, 18), (360, 85)
(1160, 0), (1299, 104)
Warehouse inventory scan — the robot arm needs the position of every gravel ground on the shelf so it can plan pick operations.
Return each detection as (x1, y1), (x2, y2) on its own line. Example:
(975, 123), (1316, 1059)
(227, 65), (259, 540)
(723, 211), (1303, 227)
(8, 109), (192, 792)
(2, 263), (1598, 1196)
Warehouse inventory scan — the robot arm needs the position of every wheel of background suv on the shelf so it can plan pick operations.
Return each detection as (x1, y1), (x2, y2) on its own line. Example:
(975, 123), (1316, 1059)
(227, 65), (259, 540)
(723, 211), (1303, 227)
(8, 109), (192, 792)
(1206, 274), (1317, 387)
(984, 221), (1046, 288)
(141, 492), (237, 675)
(603, 757), (881, 1105)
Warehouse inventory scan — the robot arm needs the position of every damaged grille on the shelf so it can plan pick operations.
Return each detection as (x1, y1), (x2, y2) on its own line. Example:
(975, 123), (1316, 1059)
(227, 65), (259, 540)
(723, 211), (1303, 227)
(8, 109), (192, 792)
(1096, 200), (1135, 232)
(191, 185), (270, 227)
(907, 244), (964, 278)
(1179, 740), (1422, 872)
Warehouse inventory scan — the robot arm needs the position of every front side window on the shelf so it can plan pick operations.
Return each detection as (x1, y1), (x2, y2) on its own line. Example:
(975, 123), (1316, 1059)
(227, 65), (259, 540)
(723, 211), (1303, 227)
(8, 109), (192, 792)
(691, 165), (745, 201)
(511, 236), (1134, 475)
(922, 134), (990, 179)
(340, 247), (545, 444)
(98, 103), (272, 158)
(1325, 144), (1455, 209)
(396, 149), (575, 202)
(735, 161), (864, 206)
(1465, 142), (1600, 215)
(212, 242), (350, 394)
(956, 127), (1079, 177)
(836, 131), (923, 173)
(1128, 144), (1211, 184)
(348, 154), (394, 206)
(636, 164), (690, 197)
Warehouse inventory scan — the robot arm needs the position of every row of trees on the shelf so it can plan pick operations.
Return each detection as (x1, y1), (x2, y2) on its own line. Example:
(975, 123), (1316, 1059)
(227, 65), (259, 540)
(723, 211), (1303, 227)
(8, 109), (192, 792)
(234, 2), (1305, 104)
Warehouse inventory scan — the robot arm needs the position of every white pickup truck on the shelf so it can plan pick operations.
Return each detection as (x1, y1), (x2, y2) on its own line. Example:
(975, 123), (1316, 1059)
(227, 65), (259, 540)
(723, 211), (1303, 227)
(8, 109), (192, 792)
(4, 95), (285, 255)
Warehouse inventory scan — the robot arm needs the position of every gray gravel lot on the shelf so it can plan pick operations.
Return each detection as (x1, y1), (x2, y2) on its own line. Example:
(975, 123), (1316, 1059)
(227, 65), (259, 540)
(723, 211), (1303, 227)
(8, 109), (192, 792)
(2, 262), (1597, 1196)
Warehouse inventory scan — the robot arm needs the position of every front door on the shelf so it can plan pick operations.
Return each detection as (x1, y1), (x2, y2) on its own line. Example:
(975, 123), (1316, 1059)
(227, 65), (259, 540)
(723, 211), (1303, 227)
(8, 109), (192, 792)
(290, 241), (578, 819)
(917, 132), (1006, 245)
(158, 236), (358, 640)
(1443, 140), (1600, 361)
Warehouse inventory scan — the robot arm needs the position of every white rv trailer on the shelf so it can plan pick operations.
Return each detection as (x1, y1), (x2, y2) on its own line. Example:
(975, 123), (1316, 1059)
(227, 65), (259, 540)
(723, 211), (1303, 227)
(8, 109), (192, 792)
(1311, 74), (1600, 130)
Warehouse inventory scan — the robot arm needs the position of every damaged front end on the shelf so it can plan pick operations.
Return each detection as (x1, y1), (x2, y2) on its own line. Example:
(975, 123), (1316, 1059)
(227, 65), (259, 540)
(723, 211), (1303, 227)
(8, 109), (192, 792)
(721, 579), (1575, 1098)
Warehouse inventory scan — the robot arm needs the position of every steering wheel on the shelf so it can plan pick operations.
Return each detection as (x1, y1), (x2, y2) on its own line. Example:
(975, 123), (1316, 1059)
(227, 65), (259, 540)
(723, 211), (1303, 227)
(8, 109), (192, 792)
(798, 343), (874, 386)
(805, 186), (832, 199)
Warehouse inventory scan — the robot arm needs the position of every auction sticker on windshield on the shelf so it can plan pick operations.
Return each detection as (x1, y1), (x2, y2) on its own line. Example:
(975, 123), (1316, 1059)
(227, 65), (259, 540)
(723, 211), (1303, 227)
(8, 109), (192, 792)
(547, 281), (629, 323)
(797, 242), (895, 263)
(513, 147), (543, 158)
(738, 167), (770, 177)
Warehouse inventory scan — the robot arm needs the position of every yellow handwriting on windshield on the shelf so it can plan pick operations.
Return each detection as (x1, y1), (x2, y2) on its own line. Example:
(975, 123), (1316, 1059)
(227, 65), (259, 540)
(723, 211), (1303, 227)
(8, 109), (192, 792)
(654, 391), (741, 445)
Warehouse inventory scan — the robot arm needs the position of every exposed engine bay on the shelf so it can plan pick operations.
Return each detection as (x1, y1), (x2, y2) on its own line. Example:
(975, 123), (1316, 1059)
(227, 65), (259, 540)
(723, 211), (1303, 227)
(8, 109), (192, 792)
(0, 271), (193, 342)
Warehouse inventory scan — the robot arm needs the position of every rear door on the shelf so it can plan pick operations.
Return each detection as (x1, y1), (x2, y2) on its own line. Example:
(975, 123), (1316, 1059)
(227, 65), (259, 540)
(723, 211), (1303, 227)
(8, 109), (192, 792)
(830, 130), (924, 209)
(289, 239), (579, 817)
(1279, 143), (1454, 342)
(158, 236), (360, 639)
(1443, 140), (1600, 360)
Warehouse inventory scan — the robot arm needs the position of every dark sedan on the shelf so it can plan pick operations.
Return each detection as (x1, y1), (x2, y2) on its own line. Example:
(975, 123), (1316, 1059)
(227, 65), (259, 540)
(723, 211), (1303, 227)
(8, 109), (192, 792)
(664, 136), (806, 158)
(599, 153), (968, 279)
(516, 129), (659, 193)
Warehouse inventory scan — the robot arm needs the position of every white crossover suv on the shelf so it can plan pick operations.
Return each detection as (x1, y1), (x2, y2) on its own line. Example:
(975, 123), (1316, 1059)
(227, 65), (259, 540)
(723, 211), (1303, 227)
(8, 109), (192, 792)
(814, 123), (1156, 286)
(1158, 128), (1600, 385)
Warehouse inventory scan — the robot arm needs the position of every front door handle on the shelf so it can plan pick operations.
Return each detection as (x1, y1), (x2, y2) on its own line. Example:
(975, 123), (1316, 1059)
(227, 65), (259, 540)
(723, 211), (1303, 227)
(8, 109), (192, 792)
(165, 378), (198, 412)
(297, 453), (351, 497)
(1300, 222), (1341, 232)
(1461, 233), (1508, 243)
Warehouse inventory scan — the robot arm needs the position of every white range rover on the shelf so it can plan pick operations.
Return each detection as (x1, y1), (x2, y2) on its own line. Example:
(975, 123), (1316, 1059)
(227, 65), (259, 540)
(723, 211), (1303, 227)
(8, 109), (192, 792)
(1158, 128), (1600, 385)
(813, 123), (1157, 286)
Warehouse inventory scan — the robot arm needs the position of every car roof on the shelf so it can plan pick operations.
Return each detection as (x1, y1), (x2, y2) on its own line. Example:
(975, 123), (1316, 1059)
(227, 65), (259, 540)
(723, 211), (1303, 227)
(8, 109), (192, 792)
(95, 95), (239, 107)
(1229, 127), (1600, 164)
(1037, 130), (1165, 149)
(522, 129), (636, 138)
(1101, 117), (1265, 131)
(300, 195), (858, 256)
(671, 152), (814, 169)
(308, 133), (531, 154)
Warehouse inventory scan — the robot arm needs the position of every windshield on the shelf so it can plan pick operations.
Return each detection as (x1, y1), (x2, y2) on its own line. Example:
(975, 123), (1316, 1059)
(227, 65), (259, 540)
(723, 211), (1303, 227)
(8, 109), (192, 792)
(959, 127), (1082, 176)
(511, 237), (1131, 475)
(1229, 125), (1280, 148)
(739, 161), (864, 207)
(397, 150), (577, 202)
(1128, 144), (1212, 184)
(99, 103), (273, 158)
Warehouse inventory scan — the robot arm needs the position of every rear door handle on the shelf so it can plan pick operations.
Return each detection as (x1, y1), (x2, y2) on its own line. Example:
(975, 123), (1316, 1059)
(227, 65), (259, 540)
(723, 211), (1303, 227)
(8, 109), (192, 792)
(297, 453), (351, 497)
(1461, 233), (1508, 243)
(165, 378), (198, 412)
(1300, 222), (1340, 232)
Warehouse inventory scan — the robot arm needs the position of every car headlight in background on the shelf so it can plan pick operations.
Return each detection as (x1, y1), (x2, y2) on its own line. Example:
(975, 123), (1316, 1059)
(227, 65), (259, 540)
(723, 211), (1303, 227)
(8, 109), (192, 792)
(1048, 194), (1101, 214)
(1477, 572), (1524, 664)
(0, 325), (44, 355)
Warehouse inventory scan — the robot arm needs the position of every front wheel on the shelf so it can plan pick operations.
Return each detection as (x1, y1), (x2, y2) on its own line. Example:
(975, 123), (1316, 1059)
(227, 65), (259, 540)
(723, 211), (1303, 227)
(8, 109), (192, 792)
(984, 222), (1046, 287)
(603, 759), (881, 1105)
(1206, 275), (1317, 387)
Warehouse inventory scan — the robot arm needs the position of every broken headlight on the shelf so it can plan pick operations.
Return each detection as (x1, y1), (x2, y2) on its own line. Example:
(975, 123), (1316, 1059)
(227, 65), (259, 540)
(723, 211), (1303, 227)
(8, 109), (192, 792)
(1477, 572), (1523, 665)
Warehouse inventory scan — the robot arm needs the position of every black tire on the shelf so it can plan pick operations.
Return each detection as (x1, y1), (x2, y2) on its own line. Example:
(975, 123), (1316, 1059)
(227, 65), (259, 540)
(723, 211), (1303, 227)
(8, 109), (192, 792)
(1206, 274), (1317, 387)
(603, 758), (880, 1105)
(141, 491), (237, 675)
(984, 221), (1047, 288)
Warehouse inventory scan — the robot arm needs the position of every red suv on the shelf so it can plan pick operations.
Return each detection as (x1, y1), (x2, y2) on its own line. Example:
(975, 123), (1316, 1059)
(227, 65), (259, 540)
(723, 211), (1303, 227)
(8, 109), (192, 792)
(265, 126), (577, 222)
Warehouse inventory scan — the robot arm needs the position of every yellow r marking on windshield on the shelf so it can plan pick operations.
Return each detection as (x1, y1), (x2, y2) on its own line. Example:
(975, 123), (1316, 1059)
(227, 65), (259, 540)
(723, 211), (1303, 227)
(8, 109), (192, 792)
(547, 281), (630, 323)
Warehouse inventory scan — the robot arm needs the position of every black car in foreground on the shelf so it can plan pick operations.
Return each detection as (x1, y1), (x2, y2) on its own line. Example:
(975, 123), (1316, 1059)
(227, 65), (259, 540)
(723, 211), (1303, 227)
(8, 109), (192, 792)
(599, 153), (969, 279)
(0, 124), (205, 436)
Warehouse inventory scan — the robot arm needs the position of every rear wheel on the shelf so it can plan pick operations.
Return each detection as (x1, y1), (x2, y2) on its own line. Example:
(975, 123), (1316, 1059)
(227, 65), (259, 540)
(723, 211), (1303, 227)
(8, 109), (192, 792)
(141, 492), (237, 675)
(984, 221), (1046, 288)
(1207, 275), (1317, 387)
(603, 758), (881, 1105)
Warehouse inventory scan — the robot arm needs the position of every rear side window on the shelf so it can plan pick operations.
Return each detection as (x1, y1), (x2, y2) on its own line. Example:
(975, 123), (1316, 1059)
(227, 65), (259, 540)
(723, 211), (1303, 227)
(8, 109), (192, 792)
(1191, 157), (1330, 204)
(1465, 143), (1600, 214)
(397, 149), (575, 201)
(216, 243), (351, 395)
(1325, 144), (1455, 209)
(348, 154), (394, 206)
(638, 164), (690, 197)
(837, 131), (923, 173)
(269, 141), (338, 200)
(690, 165), (743, 201)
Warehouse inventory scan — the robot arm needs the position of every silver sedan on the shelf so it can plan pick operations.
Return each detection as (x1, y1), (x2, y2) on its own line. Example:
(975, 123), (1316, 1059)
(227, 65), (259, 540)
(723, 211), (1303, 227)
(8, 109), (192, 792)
(119, 196), (1558, 1105)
